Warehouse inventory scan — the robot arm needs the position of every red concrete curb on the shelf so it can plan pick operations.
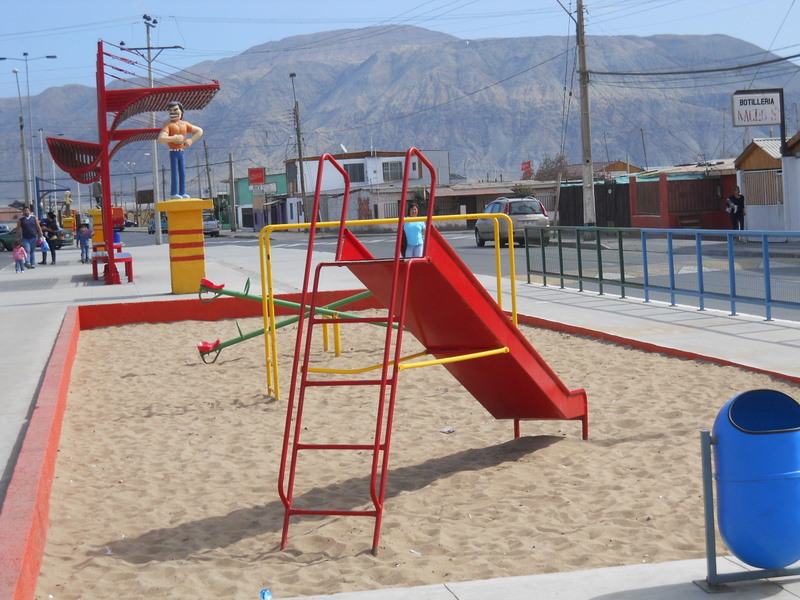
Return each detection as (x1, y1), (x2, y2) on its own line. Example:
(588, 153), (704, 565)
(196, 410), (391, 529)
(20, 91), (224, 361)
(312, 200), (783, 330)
(3, 293), (795, 600)
(0, 306), (80, 600)
(515, 312), (800, 385)
(0, 291), (380, 600)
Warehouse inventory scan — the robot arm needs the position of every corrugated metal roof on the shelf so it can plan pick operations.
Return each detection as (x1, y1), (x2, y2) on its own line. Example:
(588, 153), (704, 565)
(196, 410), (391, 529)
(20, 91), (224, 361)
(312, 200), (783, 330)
(751, 138), (783, 159)
(436, 186), (514, 197)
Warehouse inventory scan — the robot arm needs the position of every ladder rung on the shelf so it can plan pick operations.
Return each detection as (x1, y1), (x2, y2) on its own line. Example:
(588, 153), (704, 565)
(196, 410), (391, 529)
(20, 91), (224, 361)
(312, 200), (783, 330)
(309, 315), (398, 325)
(287, 508), (380, 518)
(304, 379), (393, 387)
(297, 442), (385, 451)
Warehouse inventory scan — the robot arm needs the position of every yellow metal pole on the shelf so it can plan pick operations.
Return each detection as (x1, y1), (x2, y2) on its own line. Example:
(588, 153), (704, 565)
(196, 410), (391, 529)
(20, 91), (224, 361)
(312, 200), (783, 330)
(259, 214), (522, 400)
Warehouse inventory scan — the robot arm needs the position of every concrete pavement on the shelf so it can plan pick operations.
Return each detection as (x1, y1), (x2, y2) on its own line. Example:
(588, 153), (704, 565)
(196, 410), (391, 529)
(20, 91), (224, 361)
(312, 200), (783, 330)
(3, 228), (800, 599)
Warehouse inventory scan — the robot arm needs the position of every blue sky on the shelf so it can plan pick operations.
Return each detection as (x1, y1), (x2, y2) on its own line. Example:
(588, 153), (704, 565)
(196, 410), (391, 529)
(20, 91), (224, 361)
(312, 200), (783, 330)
(1, 0), (797, 98)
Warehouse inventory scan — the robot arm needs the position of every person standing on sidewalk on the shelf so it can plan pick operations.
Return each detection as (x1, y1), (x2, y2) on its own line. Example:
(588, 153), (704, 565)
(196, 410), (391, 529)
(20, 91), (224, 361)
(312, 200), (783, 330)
(17, 206), (43, 269)
(39, 211), (60, 265)
(12, 241), (28, 273)
(75, 223), (94, 264)
(726, 186), (745, 231)
(402, 203), (426, 258)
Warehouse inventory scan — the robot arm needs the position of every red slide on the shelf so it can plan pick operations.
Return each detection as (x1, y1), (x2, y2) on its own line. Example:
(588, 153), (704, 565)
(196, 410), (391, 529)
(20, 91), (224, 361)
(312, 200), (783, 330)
(339, 227), (588, 438)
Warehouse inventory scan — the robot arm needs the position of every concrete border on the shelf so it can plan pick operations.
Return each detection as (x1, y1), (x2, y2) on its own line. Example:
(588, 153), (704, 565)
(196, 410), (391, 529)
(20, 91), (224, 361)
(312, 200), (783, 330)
(0, 306), (79, 600)
(515, 313), (800, 386)
(0, 290), (379, 600)
(3, 292), (799, 600)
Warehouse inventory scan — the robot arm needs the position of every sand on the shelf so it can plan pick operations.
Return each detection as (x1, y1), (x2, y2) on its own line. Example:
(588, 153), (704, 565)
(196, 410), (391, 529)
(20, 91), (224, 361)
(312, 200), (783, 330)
(34, 313), (800, 599)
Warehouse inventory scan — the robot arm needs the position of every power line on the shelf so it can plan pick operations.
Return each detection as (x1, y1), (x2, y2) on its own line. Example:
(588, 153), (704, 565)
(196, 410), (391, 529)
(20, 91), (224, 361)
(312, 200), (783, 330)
(589, 51), (800, 76)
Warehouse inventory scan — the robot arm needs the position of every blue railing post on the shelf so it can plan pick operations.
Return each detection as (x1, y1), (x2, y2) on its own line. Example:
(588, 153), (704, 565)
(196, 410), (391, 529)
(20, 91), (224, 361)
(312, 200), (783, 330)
(695, 232), (705, 312)
(576, 228), (584, 292)
(642, 229), (651, 303)
(557, 228), (565, 288)
(667, 231), (676, 306)
(762, 234), (773, 321)
(618, 230), (627, 299)
(595, 227), (604, 295)
(727, 233), (737, 316)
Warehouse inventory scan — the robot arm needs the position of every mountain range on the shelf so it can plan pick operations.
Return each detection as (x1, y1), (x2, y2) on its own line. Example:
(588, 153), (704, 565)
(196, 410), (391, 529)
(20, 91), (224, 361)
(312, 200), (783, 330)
(1, 25), (799, 204)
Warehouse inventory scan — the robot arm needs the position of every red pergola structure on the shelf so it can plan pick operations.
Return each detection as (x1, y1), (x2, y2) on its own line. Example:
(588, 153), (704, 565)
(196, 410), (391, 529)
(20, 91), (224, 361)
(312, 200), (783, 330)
(48, 40), (219, 284)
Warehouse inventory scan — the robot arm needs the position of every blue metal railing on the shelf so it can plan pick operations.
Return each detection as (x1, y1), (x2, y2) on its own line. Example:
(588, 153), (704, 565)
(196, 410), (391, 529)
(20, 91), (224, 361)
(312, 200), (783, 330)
(525, 226), (800, 321)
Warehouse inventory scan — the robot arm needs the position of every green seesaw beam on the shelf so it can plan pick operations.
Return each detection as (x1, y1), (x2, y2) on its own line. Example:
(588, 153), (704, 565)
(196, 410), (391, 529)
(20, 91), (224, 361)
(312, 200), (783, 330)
(197, 278), (382, 363)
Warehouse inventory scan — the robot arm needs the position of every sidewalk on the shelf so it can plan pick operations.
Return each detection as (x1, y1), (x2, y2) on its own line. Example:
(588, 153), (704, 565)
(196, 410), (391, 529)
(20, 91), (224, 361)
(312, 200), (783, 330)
(3, 234), (800, 599)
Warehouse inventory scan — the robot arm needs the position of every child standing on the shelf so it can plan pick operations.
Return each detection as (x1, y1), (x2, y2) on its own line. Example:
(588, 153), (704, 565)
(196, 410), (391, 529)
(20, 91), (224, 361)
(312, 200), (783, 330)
(75, 223), (94, 264)
(12, 241), (28, 273)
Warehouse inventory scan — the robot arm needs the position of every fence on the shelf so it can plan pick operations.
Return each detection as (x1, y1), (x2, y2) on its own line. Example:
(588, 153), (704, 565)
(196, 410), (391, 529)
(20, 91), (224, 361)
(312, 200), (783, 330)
(524, 226), (800, 321)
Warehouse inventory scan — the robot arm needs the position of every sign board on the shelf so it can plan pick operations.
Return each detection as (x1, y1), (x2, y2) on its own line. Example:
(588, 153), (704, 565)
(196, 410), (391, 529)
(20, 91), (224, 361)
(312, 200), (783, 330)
(136, 189), (154, 205)
(732, 89), (783, 127)
(248, 182), (278, 194)
(248, 167), (266, 186)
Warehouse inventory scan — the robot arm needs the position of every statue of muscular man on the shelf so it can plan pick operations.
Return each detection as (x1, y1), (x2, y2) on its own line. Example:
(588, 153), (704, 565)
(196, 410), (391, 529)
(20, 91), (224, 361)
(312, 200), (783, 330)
(157, 100), (204, 199)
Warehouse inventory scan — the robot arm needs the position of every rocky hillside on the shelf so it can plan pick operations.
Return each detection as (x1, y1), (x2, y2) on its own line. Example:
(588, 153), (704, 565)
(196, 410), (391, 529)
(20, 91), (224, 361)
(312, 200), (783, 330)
(1, 25), (798, 202)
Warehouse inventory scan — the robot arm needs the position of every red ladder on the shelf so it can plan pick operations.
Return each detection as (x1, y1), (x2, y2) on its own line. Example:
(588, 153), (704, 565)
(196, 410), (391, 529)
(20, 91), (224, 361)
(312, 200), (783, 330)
(278, 149), (436, 553)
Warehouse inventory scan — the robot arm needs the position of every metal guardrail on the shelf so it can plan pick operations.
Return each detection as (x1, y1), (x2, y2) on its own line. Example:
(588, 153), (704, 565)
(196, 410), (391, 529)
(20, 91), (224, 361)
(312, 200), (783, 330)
(524, 226), (800, 321)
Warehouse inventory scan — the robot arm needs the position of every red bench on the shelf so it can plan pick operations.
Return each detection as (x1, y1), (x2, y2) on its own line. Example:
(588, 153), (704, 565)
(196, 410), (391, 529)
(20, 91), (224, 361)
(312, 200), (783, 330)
(91, 251), (133, 282)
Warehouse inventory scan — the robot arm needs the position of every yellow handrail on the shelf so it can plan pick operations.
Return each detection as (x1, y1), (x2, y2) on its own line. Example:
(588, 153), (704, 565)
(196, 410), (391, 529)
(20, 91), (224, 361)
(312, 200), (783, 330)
(259, 213), (519, 400)
(397, 346), (509, 371)
(306, 351), (428, 375)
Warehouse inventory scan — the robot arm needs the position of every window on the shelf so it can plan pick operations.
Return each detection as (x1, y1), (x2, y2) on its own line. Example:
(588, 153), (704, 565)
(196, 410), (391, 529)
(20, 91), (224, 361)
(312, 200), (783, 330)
(509, 201), (543, 215)
(382, 161), (403, 182)
(343, 163), (365, 183)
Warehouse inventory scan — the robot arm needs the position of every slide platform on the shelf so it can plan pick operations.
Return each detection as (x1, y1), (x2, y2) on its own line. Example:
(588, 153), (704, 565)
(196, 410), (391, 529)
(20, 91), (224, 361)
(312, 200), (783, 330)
(338, 227), (588, 436)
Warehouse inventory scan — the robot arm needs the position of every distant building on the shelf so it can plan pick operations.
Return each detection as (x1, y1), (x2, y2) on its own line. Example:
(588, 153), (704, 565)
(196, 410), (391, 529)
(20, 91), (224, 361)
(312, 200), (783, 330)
(562, 160), (645, 181)
(284, 150), (451, 227)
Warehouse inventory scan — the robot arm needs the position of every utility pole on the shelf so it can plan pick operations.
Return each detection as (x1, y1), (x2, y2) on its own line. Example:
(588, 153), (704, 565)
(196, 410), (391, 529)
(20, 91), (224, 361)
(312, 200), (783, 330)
(123, 15), (181, 244)
(228, 153), (237, 232)
(196, 153), (202, 198)
(576, 0), (596, 226)
(12, 69), (31, 208)
(289, 73), (309, 223)
(203, 139), (213, 198)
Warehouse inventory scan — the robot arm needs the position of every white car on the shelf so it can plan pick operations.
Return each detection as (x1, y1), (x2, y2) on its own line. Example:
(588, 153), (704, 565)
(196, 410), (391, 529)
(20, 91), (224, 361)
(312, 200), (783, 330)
(474, 197), (550, 247)
(203, 212), (221, 237)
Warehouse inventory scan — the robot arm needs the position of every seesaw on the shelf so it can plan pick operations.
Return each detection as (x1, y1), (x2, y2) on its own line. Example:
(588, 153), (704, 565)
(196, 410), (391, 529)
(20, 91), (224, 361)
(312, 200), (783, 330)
(196, 278), (381, 364)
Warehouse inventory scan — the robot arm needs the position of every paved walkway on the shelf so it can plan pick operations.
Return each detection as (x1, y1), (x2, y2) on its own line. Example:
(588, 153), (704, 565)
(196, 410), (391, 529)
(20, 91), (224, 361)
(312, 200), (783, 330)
(3, 229), (800, 599)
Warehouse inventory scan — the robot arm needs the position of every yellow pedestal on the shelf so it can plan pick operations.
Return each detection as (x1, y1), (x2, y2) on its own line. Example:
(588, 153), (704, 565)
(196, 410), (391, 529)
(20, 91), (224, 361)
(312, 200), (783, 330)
(87, 208), (120, 251)
(156, 198), (213, 294)
(88, 208), (105, 246)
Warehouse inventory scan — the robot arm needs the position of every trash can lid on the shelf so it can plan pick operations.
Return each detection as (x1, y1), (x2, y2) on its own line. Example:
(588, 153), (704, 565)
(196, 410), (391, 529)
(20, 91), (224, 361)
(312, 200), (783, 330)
(728, 389), (800, 434)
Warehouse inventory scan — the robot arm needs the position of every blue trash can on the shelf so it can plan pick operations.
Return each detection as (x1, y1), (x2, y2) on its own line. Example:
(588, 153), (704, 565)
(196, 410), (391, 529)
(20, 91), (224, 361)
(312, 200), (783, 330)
(712, 389), (800, 569)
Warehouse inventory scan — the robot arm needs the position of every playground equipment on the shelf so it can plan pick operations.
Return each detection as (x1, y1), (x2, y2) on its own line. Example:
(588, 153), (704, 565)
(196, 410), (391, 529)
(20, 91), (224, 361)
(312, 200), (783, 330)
(696, 390), (800, 591)
(47, 40), (218, 284)
(271, 148), (588, 552)
(197, 278), (375, 382)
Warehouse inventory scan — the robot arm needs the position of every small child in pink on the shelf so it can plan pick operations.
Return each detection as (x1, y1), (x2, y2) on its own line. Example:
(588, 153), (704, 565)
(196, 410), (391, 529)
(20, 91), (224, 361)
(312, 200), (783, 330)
(12, 241), (28, 272)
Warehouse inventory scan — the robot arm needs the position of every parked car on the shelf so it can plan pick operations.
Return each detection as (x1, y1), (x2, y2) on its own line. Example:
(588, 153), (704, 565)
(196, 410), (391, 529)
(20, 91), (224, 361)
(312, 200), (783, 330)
(48, 226), (74, 249)
(203, 212), (221, 237)
(0, 223), (11, 234)
(124, 219), (138, 228)
(0, 225), (72, 251)
(0, 227), (16, 251)
(148, 216), (168, 234)
(474, 197), (550, 247)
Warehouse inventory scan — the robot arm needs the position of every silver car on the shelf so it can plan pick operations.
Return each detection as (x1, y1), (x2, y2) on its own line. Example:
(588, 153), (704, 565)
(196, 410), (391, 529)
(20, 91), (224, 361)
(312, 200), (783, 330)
(474, 197), (550, 247)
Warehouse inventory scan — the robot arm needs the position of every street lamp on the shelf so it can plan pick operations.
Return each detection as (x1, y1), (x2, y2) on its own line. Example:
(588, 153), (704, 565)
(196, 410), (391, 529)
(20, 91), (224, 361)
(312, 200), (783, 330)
(1, 53), (57, 216)
(11, 68), (31, 208)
